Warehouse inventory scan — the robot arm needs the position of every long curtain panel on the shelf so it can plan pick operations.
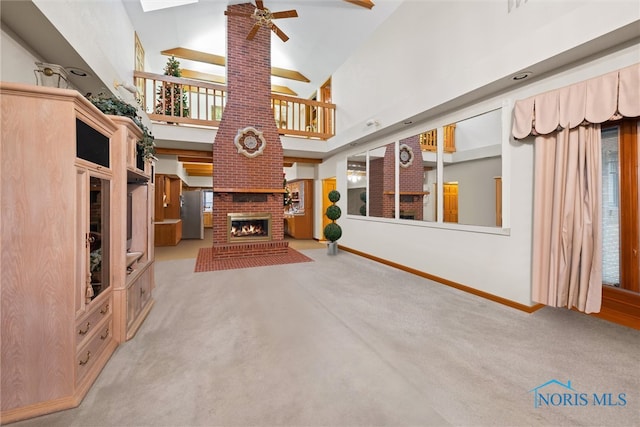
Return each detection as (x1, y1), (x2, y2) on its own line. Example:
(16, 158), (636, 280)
(513, 63), (639, 314)
(531, 125), (602, 313)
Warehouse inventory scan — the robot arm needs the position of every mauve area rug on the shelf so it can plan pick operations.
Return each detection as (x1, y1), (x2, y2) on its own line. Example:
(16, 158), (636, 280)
(194, 247), (314, 272)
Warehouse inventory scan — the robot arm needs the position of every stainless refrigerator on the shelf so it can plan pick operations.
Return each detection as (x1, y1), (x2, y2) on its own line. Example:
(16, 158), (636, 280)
(180, 190), (204, 239)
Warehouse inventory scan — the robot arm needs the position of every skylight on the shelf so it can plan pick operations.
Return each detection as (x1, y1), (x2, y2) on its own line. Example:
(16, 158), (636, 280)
(139, 0), (198, 13)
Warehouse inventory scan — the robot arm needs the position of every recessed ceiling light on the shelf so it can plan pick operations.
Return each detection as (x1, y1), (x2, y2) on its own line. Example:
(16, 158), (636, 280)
(403, 120), (413, 125)
(66, 67), (89, 77)
(512, 71), (533, 81)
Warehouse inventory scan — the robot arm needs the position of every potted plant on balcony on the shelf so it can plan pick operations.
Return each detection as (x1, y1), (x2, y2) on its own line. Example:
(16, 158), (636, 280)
(87, 93), (156, 161)
(323, 190), (342, 255)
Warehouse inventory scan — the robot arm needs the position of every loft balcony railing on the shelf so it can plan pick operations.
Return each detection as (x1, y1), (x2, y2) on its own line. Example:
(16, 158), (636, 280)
(134, 71), (335, 140)
(418, 125), (456, 153)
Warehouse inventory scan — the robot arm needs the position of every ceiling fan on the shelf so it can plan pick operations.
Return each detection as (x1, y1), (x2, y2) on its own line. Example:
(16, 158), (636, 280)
(224, 1), (298, 42)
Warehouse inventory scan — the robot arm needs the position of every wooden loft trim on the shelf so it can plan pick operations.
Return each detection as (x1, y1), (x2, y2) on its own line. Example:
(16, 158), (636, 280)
(177, 156), (212, 164)
(181, 69), (225, 85)
(162, 47), (225, 67)
(181, 69), (297, 95)
(161, 47), (310, 82)
(182, 162), (212, 168)
(271, 85), (298, 96)
(183, 162), (213, 177)
(271, 67), (310, 83)
(344, 0), (374, 9)
(155, 151), (321, 168)
(134, 71), (335, 139)
(155, 148), (212, 159)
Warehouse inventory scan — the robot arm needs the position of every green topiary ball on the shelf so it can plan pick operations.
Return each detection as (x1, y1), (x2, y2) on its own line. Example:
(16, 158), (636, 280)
(323, 223), (342, 242)
(326, 205), (342, 221)
(328, 190), (341, 203)
(359, 204), (366, 216)
(360, 191), (366, 202)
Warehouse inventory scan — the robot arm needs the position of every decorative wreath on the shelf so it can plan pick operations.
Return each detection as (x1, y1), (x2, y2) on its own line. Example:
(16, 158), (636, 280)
(234, 127), (266, 158)
(399, 143), (414, 168)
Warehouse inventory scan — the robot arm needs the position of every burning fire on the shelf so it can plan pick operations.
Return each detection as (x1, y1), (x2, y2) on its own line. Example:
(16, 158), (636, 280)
(230, 222), (266, 237)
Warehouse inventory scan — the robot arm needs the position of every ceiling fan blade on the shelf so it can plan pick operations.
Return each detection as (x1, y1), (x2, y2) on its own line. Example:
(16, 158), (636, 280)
(271, 10), (298, 19)
(343, 0), (374, 9)
(224, 11), (252, 17)
(255, 0), (264, 9)
(270, 23), (289, 42)
(247, 23), (261, 40)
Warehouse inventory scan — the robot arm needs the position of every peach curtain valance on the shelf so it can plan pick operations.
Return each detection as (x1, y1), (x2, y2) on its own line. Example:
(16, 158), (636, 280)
(512, 63), (640, 139)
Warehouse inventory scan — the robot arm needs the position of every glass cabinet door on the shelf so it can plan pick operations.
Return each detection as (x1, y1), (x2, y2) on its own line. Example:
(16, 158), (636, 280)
(87, 174), (110, 301)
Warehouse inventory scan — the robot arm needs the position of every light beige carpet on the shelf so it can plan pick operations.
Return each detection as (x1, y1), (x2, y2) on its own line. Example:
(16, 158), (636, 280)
(12, 249), (640, 426)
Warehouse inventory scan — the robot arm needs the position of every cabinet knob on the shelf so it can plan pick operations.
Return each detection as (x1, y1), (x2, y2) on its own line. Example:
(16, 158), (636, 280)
(79, 351), (91, 366)
(78, 322), (91, 335)
(100, 328), (110, 340)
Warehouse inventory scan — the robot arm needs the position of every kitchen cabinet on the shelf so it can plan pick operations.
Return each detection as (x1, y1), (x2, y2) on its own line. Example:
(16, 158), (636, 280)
(284, 179), (314, 239)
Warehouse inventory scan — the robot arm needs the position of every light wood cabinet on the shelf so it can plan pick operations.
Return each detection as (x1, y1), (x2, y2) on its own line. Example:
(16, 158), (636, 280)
(109, 117), (155, 342)
(203, 211), (213, 228)
(0, 83), (154, 423)
(125, 264), (154, 339)
(154, 219), (183, 246)
(284, 179), (314, 239)
(154, 174), (182, 246)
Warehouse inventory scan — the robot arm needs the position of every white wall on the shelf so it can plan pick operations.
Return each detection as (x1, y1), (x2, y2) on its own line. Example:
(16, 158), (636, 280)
(318, 0), (640, 307)
(33, 0), (136, 96)
(155, 155), (187, 182)
(0, 28), (43, 84)
(284, 162), (316, 182)
(330, 0), (640, 148)
(184, 175), (213, 188)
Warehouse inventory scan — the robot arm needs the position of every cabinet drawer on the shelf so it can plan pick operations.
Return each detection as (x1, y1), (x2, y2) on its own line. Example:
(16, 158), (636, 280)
(75, 297), (112, 348)
(76, 317), (113, 384)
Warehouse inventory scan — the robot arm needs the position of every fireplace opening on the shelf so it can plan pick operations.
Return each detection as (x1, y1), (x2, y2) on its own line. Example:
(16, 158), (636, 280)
(228, 213), (272, 242)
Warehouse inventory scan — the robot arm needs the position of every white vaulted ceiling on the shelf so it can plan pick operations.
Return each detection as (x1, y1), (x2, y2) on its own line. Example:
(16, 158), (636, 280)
(121, 0), (403, 99)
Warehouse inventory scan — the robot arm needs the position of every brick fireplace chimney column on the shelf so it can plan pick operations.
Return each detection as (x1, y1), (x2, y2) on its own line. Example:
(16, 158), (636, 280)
(211, 2), (287, 255)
